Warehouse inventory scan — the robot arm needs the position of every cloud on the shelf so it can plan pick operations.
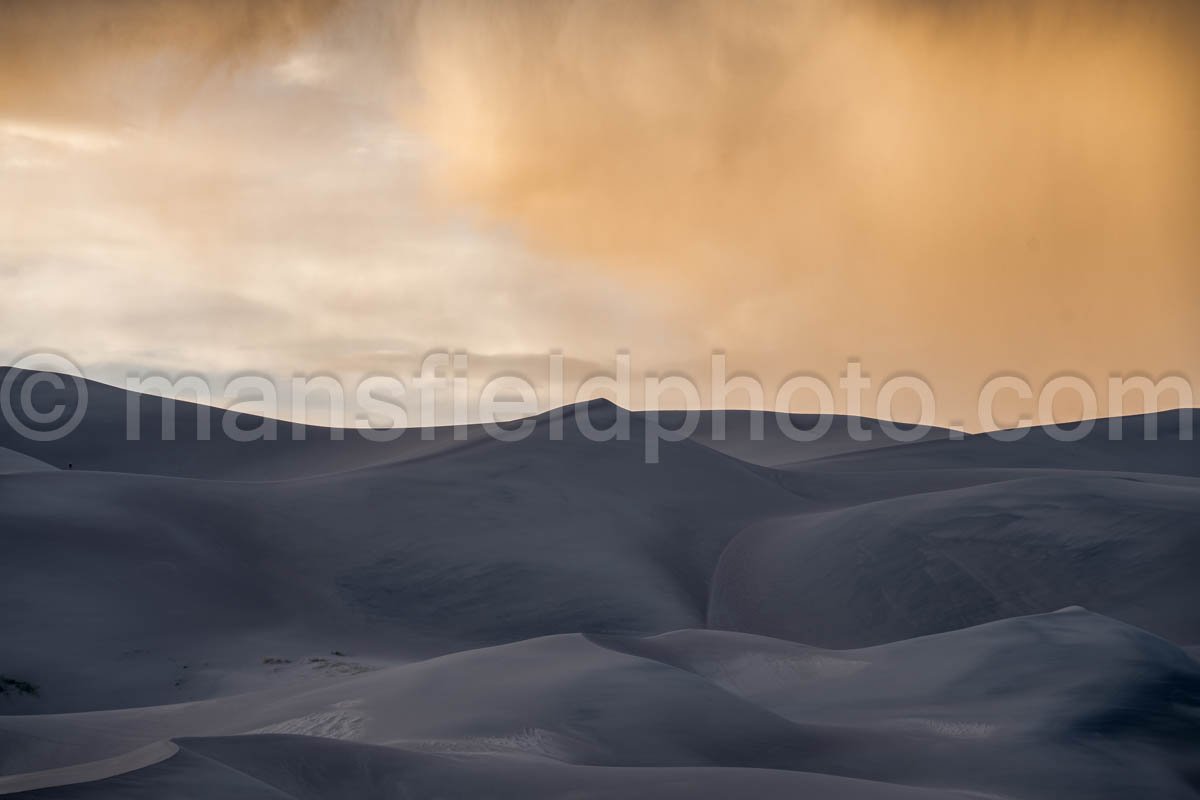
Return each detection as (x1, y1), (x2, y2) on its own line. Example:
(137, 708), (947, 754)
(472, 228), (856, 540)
(0, 0), (346, 120)
(398, 0), (1200, 421)
(1, 1), (1196, 427)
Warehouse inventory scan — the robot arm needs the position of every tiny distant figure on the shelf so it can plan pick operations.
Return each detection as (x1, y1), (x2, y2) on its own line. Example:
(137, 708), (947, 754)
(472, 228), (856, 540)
(67, 463), (72, 470)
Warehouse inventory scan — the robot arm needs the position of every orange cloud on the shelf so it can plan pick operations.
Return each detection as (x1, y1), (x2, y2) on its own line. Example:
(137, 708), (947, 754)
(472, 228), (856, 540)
(1, 1), (1196, 427)
(401, 0), (1200, 423)
(0, 0), (346, 120)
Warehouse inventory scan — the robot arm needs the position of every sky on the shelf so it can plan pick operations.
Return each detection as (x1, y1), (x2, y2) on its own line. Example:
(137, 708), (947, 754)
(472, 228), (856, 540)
(1, 0), (1197, 429)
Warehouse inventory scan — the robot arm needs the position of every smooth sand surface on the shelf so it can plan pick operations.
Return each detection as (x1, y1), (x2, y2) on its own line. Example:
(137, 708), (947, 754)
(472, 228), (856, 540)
(1, 369), (1197, 798)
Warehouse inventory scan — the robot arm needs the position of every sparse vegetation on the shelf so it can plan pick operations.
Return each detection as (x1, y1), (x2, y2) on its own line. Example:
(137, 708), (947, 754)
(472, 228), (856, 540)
(0, 675), (39, 698)
(262, 657), (292, 665)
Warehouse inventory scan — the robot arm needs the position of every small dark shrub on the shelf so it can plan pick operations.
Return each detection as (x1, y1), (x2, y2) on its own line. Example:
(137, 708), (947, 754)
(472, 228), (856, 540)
(0, 675), (39, 697)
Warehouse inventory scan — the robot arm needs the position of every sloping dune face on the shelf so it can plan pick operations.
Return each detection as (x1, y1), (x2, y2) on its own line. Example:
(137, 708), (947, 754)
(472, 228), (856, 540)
(0, 370), (1198, 799)
(710, 474), (1200, 647)
(0, 448), (53, 476)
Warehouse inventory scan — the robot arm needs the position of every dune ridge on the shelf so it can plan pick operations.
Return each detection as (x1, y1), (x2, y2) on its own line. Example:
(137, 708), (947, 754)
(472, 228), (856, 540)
(1, 368), (1197, 798)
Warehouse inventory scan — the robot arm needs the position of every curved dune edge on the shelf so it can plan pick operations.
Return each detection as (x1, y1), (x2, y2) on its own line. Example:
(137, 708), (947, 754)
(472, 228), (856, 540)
(0, 741), (178, 796)
(0, 446), (55, 476)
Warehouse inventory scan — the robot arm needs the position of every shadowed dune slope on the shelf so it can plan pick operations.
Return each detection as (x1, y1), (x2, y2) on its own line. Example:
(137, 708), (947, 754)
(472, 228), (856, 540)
(709, 473), (1200, 647)
(0, 368), (947, 479)
(0, 447), (53, 475)
(1, 370), (1198, 798)
(2, 611), (1197, 800)
(0, 406), (806, 712)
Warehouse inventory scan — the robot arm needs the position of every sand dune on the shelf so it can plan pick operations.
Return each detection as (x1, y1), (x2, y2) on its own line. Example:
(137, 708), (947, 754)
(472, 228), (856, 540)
(710, 473), (1200, 647)
(2, 612), (1196, 799)
(1, 370), (1197, 798)
(0, 448), (53, 476)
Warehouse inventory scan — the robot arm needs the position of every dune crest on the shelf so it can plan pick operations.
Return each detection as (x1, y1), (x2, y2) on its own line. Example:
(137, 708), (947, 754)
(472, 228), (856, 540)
(1, 374), (1197, 798)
